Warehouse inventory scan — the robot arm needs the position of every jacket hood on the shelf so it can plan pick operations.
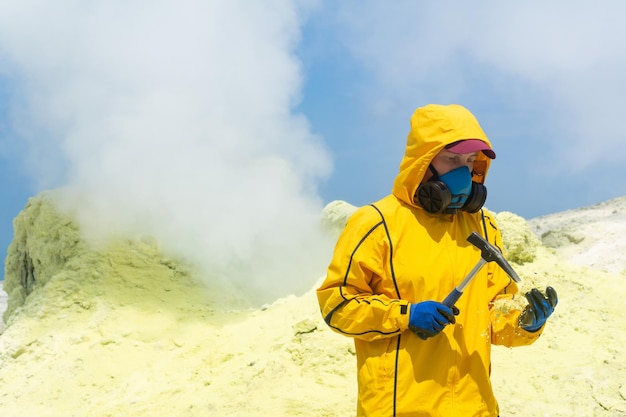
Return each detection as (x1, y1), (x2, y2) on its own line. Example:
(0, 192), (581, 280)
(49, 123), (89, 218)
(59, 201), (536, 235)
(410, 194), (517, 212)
(392, 104), (494, 208)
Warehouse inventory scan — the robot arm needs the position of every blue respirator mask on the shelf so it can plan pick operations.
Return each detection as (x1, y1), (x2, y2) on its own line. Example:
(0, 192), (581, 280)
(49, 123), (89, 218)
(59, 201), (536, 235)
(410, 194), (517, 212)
(414, 165), (487, 214)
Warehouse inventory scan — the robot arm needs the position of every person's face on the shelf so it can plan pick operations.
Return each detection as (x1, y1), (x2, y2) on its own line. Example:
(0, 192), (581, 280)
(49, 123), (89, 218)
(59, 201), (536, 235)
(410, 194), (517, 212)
(423, 149), (478, 183)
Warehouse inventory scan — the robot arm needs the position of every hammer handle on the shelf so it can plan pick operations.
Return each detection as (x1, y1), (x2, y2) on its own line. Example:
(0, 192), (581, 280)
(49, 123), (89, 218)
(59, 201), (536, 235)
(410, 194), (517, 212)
(442, 258), (487, 308)
(442, 289), (463, 308)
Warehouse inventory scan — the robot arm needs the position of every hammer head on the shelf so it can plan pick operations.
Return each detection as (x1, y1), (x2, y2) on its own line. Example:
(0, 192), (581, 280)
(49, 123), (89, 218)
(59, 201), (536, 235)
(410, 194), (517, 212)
(467, 232), (521, 283)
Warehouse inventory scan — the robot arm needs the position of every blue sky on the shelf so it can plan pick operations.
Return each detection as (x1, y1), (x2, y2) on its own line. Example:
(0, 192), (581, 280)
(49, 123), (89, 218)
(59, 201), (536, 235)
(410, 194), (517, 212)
(1, 2), (626, 284)
(298, 2), (626, 218)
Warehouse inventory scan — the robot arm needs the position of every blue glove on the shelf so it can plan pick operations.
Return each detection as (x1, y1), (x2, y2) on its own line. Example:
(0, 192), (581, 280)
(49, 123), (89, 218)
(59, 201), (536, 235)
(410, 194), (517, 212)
(409, 301), (457, 340)
(519, 287), (558, 332)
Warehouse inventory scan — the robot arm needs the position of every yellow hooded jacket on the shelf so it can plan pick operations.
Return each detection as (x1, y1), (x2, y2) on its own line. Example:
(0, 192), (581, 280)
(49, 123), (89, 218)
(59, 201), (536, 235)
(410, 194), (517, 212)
(317, 104), (543, 417)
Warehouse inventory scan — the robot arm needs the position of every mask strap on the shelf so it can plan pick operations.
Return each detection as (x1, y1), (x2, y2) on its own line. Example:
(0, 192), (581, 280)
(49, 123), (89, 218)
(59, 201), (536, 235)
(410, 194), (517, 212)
(428, 164), (439, 180)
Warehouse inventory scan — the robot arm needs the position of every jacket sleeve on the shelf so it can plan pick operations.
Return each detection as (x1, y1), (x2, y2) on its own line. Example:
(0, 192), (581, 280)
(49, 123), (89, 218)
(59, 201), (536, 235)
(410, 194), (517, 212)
(481, 210), (543, 347)
(490, 294), (544, 346)
(316, 206), (410, 342)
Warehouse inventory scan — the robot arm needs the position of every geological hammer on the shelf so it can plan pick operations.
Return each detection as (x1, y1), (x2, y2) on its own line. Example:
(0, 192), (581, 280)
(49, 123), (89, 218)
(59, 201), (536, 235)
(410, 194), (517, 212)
(442, 231), (521, 308)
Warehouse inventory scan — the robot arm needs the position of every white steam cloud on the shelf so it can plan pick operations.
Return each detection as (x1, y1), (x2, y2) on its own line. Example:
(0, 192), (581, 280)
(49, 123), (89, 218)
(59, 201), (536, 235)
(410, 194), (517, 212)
(0, 1), (332, 304)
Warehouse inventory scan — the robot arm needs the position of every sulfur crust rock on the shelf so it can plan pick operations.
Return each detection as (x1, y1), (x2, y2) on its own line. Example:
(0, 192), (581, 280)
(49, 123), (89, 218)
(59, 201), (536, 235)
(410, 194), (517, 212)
(495, 211), (542, 265)
(0, 194), (356, 416)
(1, 197), (625, 416)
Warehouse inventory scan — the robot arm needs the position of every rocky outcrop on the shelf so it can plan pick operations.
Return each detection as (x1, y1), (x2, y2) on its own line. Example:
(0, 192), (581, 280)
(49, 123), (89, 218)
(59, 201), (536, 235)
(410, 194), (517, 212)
(3, 192), (84, 323)
(1, 196), (625, 416)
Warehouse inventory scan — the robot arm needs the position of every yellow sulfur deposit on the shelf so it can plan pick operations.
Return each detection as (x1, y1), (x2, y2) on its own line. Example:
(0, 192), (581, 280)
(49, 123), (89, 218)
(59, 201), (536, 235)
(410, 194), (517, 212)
(1, 195), (625, 416)
(0, 193), (356, 416)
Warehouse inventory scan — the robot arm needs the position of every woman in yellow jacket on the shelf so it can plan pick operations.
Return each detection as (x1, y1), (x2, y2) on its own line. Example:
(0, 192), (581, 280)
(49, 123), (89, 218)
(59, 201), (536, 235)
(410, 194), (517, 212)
(317, 104), (558, 417)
